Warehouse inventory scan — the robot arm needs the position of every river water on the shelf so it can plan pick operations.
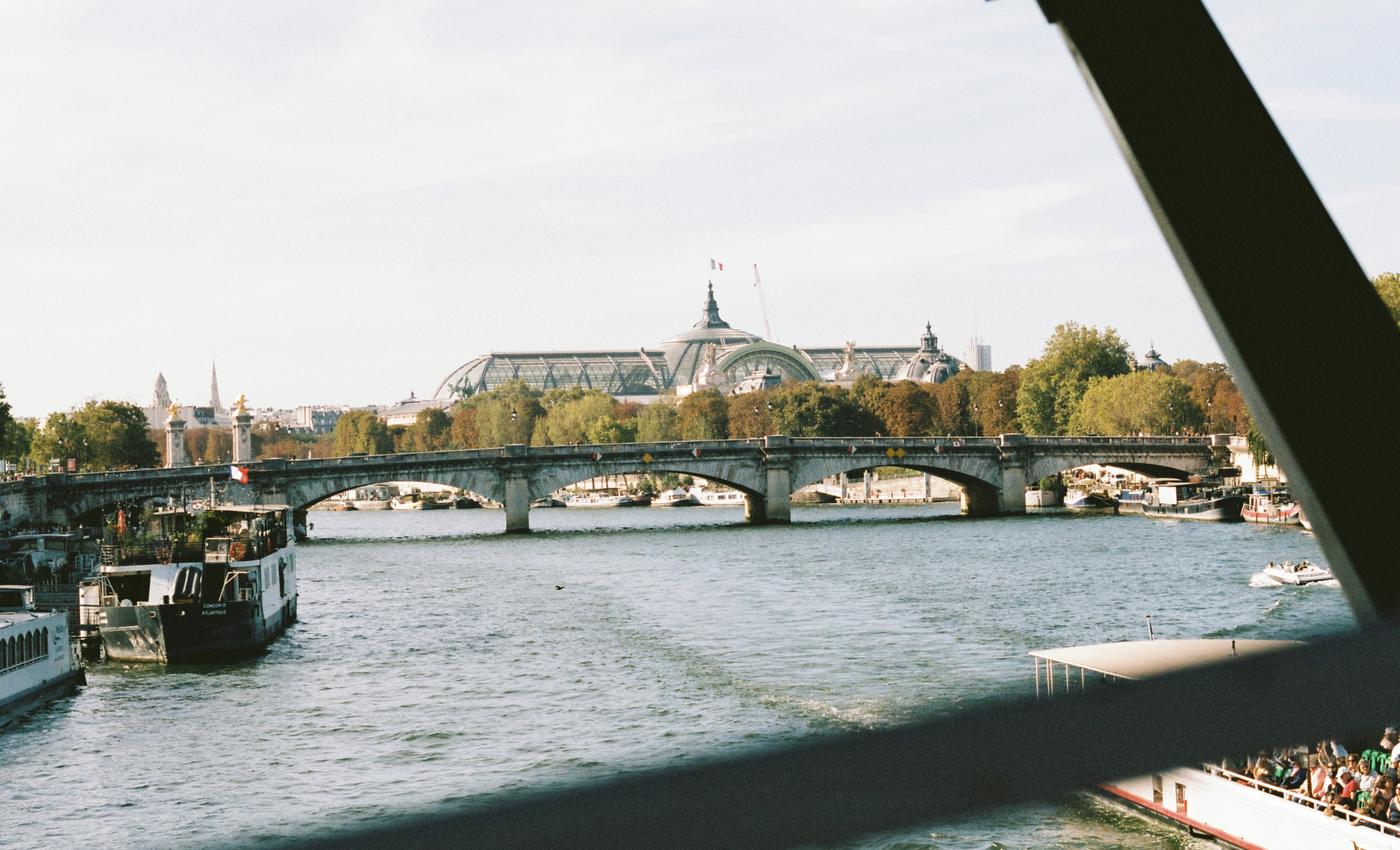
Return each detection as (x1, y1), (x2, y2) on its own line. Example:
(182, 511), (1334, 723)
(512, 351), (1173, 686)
(2, 503), (1347, 849)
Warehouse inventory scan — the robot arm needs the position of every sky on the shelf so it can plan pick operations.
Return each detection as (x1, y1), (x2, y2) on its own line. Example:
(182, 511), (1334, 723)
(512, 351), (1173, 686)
(1, 1), (1395, 418)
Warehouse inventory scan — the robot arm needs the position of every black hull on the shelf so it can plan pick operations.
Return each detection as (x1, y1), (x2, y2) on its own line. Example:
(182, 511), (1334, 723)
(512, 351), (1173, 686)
(1141, 494), (1245, 521)
(99, 596), (297, 663)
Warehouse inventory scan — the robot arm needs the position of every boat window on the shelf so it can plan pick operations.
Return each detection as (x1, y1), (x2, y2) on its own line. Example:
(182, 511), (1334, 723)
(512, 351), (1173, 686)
(23, 631), (32, 662)
(1152, 775), (1163, 804)
(1, 638), (8, 669)
(42, 627), (49, 656)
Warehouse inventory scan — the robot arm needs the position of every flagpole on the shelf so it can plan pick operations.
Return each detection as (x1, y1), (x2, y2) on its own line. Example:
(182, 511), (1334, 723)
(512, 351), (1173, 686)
(753, 263), (773, 341)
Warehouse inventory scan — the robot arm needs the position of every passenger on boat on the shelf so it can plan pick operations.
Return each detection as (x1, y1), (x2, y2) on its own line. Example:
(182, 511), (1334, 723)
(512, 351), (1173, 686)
(1281, 759), (1308, 791)
(1338, 769), (1359, 809)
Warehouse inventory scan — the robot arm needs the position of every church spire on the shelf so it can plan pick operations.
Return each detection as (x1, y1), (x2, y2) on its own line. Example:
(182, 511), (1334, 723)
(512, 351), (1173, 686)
(153, 372), (171, 410)
(694, 281), (731, 330)
(209, 362), (223, 411)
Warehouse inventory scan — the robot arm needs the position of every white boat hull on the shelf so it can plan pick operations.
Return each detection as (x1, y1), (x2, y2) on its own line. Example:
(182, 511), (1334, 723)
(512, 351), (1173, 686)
(1104, 766), (1400, 850)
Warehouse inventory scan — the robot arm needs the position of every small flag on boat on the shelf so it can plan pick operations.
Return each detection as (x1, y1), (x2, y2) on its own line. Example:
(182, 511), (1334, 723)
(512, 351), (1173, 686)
(230, 464), (250, 484)
(710, 259), (725, 271)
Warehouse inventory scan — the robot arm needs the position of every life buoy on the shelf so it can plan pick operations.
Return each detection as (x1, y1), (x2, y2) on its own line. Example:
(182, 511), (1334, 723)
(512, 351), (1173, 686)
(228, 541), (248, 561)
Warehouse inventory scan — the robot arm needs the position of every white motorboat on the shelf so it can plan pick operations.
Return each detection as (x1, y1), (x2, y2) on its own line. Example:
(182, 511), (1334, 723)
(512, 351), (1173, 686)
(1261, 560), (1334, 586)
(1, 585), (84, 727)
(1031, 639), (1400, 850)
(651, 488), (697, 507)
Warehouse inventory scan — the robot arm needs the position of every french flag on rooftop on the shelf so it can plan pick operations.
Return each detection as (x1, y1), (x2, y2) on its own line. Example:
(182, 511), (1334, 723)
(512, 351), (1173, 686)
(709, 258), (725, 271)
(230, 465), (250, 485)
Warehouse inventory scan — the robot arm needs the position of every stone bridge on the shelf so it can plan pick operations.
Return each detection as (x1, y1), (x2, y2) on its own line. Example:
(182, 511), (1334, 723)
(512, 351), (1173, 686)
(0, 435), (1227, 533)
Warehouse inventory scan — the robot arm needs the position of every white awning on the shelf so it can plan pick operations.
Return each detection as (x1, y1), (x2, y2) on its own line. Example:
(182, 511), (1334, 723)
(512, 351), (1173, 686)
(1029, 639), (1303, 680)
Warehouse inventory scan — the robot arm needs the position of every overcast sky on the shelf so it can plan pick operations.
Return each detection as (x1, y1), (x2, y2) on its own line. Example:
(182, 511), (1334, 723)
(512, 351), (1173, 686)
(2, 1), (1395, 417)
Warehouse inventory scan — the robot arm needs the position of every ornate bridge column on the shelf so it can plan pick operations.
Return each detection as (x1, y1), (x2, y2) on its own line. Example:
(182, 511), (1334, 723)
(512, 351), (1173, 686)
(231, 394), (253, 464)
(165, 405), (188, 468)
(501, 444), (531, 533)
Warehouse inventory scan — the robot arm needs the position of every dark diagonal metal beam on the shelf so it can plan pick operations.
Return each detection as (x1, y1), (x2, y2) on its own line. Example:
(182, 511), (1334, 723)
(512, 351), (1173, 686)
(1037, 0), (1400, 623)
(277, 627), (1395, 850)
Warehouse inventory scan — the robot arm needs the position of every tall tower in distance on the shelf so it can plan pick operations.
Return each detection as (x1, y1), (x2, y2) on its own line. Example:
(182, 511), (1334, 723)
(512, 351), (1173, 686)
(963, 338), (992, 371)
(209, 362), (223, 412)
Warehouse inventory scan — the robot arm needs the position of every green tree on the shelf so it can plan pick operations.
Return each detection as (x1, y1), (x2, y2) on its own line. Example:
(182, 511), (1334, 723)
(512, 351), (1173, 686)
(403, 408), (451, 452)
(1016, 322), (1132, 434)
(585, 415), (635, 444)
(1068, 371), (1204, 435)
(1374, 272), (1400, 326)
(1246, 417), (1274, 467)
(332, 409), (394, 455)
(960, 367), (1020, 435)
(467, 379), (543, 447)
(0, 384), (13, 462)
(30, 401), (159, 470)
(635, 400), (682, 442)
(4, 418), (36, 467)
(677, 389), (729, 440)
(534, 389), (616, 445)
(769, 382), (877, 437)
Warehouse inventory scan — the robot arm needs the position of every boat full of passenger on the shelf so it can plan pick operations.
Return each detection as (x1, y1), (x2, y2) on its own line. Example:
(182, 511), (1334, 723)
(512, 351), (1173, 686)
(1261, 560), (1334, 586)
(1, 585), (84, 727)
(1031, 639), (1400, 850)
(79, 504), (298, 663)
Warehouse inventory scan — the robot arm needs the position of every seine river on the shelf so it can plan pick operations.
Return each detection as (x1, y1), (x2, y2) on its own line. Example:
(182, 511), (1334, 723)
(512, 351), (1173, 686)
(2, 503), (1347, 849)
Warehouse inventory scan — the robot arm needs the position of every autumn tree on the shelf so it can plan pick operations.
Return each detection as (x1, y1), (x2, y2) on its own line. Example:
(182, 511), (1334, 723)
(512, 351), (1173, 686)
(1068, 371), (1204, 435)
(1017, 322), (1132, 434)
(871, 381), (935, 436)
(532, 389), (617, 445)
(1169, 360), (1249, 434)
(768, 382), (877, 437)
(449, 405), (479, 449)
(677, 389), (729, 440)
(958, 367), (1020, 435)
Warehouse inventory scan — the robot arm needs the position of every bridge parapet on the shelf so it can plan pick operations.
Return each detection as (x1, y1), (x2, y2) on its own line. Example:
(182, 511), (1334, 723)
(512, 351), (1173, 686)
(0, 434), (1229, 532)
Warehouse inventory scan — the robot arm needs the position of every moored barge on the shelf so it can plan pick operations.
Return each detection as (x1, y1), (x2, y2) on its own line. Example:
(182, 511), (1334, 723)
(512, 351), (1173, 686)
(80, 505), (298, 663)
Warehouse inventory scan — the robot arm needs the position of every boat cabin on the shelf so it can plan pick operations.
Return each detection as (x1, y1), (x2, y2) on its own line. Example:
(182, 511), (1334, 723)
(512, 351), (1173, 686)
(0, 585), (36, 612)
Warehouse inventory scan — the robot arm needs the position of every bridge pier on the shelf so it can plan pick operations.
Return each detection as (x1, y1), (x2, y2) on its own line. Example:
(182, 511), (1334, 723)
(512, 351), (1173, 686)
(744, 493), (767, 524)
(503, 476), (530, 533)
(960, 486), (1001, 517)
(998, 463), (1028, 515)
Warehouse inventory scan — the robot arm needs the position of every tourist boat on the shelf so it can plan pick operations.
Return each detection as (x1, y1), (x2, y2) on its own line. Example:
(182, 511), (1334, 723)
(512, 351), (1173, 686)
(652, 488), (698, 507)
(695, 487), (746, 507)
(530, 496), (566, 509)
(1261, 560), (1334, 586)
(1030, 639), (1400, 850)
(79, 505), (298, 663)
(1141, 481), (1244, 521)
(1, 584), (84, 727)
(1064, 487), (1117, 512)
(565, 493), (635, 508)
(1243, 487), (1303, 525)
(389, 496), (423, 510)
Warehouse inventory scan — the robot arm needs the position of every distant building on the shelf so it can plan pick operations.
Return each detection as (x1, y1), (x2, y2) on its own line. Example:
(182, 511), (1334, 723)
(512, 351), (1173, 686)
(143, 364), (230, 429)
(434, 283), (968, 402)
(381, 393), (452, 427)
(1137, 345), (1168, 372)
(962, 339), (992, 371)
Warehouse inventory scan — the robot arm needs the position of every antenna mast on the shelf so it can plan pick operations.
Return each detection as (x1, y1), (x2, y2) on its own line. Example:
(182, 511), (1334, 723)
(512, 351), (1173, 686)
(752, 263), (774, 340)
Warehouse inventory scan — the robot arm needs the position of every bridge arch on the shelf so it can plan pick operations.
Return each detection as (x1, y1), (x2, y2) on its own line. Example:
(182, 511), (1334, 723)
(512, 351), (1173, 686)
(1025, 454), (1202, 485)
(283, 469), (508, 513)
(527, 461), (766, 501)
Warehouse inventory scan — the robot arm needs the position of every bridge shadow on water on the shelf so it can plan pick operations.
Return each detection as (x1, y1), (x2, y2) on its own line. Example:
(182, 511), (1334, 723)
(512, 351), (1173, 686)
(296, 503), (1031, 548)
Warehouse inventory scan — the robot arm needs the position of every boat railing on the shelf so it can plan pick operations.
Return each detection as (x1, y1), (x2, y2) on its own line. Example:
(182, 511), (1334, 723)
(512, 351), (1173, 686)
(1202, 764), (1400, 838)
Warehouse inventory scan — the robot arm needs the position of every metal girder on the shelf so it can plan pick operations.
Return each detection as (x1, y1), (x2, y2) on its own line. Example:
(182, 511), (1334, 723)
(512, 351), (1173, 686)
(269, 4), (1399, 849)
(1038, 0), (1400, 622)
